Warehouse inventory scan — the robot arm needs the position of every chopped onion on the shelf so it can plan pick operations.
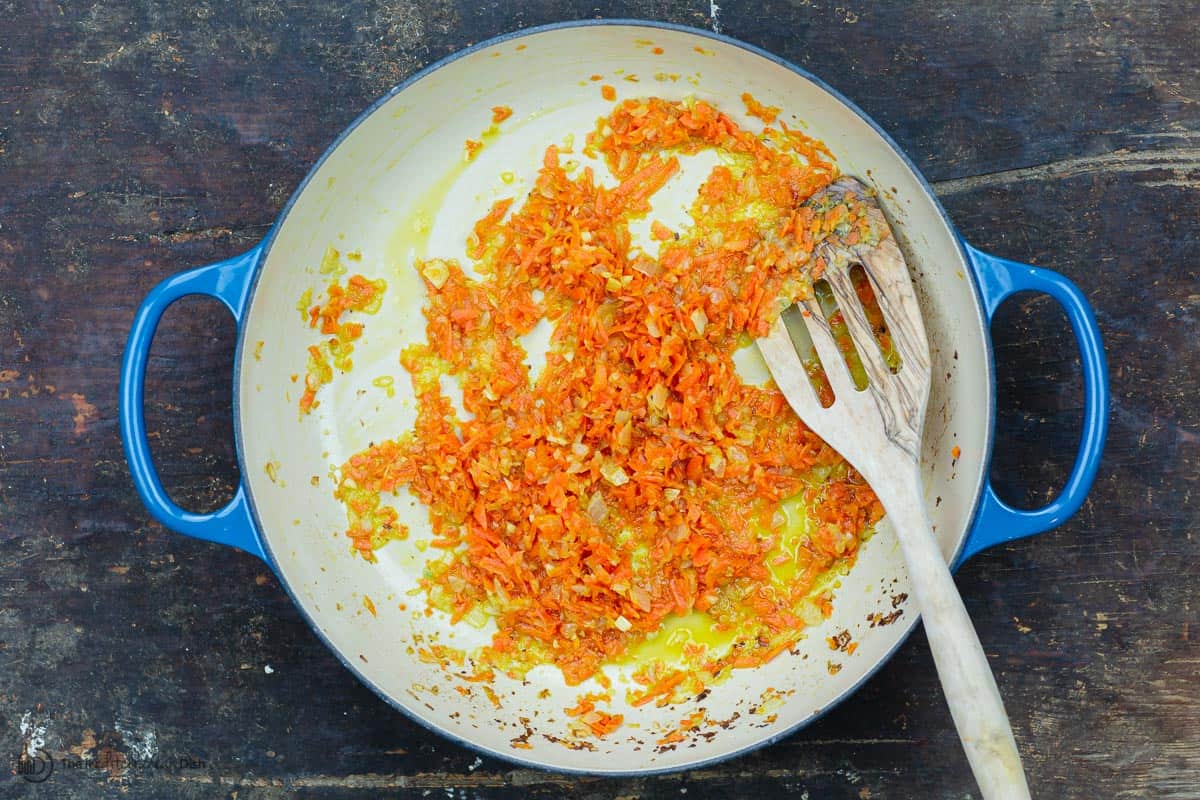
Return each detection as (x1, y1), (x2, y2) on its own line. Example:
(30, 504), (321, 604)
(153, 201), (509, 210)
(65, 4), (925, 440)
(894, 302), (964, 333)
(800, 600), (824, 626)
(647, 383), (669, 411)
(419, 259), (450, 289)
(616, 420), (633, 449)
(632, 257), (661, 277)
(587, 491), (609, 523)
(600, 460), (629, 487)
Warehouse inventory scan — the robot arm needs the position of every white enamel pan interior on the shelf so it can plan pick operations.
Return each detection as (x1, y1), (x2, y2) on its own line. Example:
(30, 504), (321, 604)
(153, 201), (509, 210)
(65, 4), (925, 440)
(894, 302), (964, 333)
(235, 22), (991, 772)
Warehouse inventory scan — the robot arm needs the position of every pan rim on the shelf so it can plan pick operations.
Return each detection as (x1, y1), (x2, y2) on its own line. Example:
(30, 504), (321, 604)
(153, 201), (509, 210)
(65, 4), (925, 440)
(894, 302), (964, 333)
(233, 17), (995, 775)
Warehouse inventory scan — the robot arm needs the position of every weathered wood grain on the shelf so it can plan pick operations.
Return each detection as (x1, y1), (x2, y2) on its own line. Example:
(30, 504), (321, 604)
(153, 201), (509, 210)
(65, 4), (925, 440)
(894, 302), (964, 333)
(1, 1), (1197, 798)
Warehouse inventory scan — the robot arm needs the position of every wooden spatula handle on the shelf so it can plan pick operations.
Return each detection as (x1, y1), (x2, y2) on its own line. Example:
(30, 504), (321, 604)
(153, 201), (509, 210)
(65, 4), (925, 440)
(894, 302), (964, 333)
(880, 466), (1031, 799)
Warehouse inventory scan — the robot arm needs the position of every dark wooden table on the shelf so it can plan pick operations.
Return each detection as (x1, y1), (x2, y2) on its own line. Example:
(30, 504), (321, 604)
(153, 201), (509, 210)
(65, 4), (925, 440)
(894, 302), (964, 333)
(2, 2), (1197, 797)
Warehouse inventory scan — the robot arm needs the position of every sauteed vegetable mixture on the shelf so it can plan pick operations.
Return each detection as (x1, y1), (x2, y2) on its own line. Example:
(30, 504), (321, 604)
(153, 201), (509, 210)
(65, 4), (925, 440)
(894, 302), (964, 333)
(300, 94), (885, 708)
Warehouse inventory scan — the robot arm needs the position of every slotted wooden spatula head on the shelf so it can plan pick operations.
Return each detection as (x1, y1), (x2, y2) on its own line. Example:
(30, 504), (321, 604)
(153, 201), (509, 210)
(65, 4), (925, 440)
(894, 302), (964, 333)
(758, 176), (932, 480)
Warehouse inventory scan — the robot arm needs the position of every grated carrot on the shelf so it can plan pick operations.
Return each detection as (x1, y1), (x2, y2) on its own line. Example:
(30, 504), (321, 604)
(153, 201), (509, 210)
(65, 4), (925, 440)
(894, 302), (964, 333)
(299, 272), (386, 415)
(326, 95), (883, 692)
(650, 220), (674, 241)
(741, 92), (781, 125)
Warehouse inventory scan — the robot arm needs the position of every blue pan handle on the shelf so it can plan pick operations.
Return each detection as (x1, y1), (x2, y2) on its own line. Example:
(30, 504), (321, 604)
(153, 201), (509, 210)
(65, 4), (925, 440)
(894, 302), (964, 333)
(958, 242), (1109, 561)
(119, 245), (268, 562)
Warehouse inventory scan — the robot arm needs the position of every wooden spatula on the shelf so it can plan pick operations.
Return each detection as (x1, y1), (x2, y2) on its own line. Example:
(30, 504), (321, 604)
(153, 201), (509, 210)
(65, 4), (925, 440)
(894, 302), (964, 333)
(757, 177), (1031, 799)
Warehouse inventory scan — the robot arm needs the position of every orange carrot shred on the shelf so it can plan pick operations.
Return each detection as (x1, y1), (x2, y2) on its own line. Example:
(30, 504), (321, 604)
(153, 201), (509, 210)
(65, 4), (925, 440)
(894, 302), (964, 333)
(741, 92), (781, 125)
